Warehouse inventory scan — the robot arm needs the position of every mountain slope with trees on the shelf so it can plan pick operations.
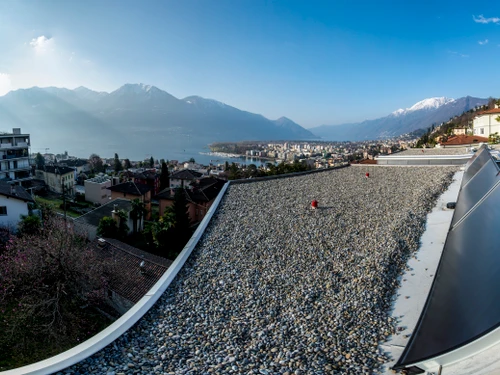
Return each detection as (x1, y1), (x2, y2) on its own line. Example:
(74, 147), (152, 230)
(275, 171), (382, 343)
(310, 96), (489, 141)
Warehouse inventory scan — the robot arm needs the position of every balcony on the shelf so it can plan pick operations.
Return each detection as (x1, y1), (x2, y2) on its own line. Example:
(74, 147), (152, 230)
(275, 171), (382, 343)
(0, 164), (31, 173)
(0, 143), (30, 150)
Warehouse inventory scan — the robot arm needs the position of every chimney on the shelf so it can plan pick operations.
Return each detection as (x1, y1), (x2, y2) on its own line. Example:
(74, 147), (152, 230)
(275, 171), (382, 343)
(111, 204), (119, 224)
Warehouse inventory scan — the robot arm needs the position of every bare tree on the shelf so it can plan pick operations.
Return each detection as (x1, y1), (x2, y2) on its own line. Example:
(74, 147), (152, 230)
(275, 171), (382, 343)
(0, 217), (111, 357)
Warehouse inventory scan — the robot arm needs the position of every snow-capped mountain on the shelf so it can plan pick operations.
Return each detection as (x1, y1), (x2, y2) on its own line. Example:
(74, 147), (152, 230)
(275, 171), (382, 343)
(391, 97), (455, 116)
(311, 96), (489, 141)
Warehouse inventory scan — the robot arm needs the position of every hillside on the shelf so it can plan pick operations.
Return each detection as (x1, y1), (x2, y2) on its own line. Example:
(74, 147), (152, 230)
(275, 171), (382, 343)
(310, 96), (489, 141)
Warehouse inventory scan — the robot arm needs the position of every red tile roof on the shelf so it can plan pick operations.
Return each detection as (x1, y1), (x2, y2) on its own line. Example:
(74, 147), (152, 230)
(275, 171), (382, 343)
(476, 108), (500, 116)
(440, 135), (489, 146)
(92, 238), (171, 303)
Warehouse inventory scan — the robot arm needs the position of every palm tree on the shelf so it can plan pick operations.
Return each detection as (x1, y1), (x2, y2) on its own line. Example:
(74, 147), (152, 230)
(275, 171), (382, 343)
(149, 208), (176, 247)
(130, 199), (147, 234)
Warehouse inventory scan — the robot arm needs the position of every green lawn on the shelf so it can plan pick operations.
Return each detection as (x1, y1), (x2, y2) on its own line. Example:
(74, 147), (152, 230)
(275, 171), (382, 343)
(34, 196), (81, 218)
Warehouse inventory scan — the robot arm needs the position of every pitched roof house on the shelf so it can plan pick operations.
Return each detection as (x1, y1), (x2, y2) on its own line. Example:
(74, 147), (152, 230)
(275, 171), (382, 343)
(156, 177), (225, 224)
(169, 169), (204, 189)
(439, 134), (489, 147)
(0, 181), (34, 230)
(74, 198), (137, 240)
(92, 237), (171, 313)
(107, 181), (153, 219)
(35, 165), (75, 195)
(473, 107), (500, 138)
(131, 169), (160, 195)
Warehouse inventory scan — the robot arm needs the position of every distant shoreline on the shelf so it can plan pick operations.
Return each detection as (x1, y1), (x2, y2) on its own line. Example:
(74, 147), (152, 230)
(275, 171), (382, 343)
(200, 151), (277, 162)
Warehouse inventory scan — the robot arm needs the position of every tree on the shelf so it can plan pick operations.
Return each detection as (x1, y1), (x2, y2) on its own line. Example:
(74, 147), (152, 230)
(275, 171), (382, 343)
(170, 188), (192, 253)
(228, 162), (240, 180)
(0, 217), (110, 359)
(17, 214), (42, 236)
(113, 153), (123, 173)
(188, 157), (196, 163)
(96, 216), (117, 238)
(88, 154), (104, 174)
(246, 164), (258, 178)
(159, 162), (170, 191)
(97, 212), (129, 240)
(34, 152), (45, 170)
(123, 158), (132, 170)
(149, 208), (176, 248)
(149, 156), (154, 168)
(130, 199), (147, 234)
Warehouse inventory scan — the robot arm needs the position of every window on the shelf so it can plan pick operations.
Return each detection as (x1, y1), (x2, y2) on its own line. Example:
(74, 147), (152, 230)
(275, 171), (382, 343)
(480, 128), (484, 135)
(0, 206), (7, 215)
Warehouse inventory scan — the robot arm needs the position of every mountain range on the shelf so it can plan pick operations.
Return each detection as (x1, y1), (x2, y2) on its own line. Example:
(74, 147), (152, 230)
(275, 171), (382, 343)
(0, 84), (490, 159)
(0, 84), (316, 159)
(310, 96), (489, 141)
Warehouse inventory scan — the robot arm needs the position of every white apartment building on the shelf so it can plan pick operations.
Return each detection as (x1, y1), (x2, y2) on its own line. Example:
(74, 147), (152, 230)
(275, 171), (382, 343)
(0, 128), (31, 184)
(473, 107), (500, 137)
(84, 175), (112, 205)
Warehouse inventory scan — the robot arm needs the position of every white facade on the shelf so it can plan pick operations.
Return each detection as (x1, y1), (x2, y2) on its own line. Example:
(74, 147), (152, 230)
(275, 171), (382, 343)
(0, 195), (29, 230)
(473, 113), (500, 137)
(85, 176), (112, 205)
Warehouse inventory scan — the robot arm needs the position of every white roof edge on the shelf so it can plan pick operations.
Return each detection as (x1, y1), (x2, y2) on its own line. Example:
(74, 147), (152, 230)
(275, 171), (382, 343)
(0, 183), (230, 375)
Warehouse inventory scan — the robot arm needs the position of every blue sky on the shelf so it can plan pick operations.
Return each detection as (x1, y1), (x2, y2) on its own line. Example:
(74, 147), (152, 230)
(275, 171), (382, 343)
(0, 0), (499, 127)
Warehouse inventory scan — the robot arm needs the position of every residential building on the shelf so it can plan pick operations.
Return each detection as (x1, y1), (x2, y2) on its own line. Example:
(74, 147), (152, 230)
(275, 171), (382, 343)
(0, 181), (34, 230)
(36, 165), (75, 195)
(170, 169), (203, 189)
(0, 128), (32, 184)
(123, 169), (160, 195)
(473, 107), (500, 137)
(439, 135), (489, 148)
(59, 159), (91, 177)
(74, 198), (138, 240)
(156, 177), (225, 224)
(84, 175), (112, 205)
(92, 237), (171, 313)
(107, 181), (153, 219)
(452, 127), (467, 136)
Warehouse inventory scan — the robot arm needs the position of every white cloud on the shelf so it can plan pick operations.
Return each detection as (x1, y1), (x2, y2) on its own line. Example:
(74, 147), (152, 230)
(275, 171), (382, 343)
(473, 15), (500, 24)
(478, 39), (489, 45)
(447, 50), (469, 58)
(29, 35), (54, 53)
(0, 73), (12, 96)
(0, 35), (107, 92)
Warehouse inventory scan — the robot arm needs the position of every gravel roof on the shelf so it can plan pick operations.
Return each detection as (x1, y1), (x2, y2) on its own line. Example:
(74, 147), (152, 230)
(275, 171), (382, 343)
(71, 166), (458, 375)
